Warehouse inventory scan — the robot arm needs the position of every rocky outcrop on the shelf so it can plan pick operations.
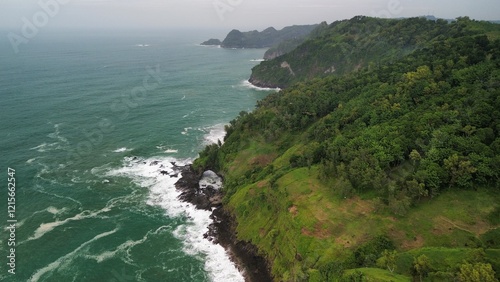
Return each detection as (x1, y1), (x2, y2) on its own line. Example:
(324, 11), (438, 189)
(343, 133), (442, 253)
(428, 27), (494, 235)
(175, 165), (273, 282)
(175, 165), (223, 210)
(201, 38), (222, 46)
(205, 207), (273, 282)
(280, 61), (295, 76)
(248, 75), (285, 89)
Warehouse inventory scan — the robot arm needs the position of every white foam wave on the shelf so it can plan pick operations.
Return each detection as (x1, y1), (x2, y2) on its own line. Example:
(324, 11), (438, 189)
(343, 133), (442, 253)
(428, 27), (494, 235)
(173, 209), (244, 282)
(181, 127), (193, 135)
(240, 79), (281, 91)
(30, 142), (59, 153)
(156, 145), (178, 154)
(86, 225), (169, 264)
(30, 123), (69, 153)
(29, 228), (118, 282)
(47, 123), (68, 143)
(27, 206), (112, 241)
(35, 189), (83, 208)
(46, 206), (63, 215)
(4, 206), (66, 231)
(202, 124), (226, 146)
(250, 59), (265, 62)
(106, 157), (244, 281)
(113, 147), (131, 153)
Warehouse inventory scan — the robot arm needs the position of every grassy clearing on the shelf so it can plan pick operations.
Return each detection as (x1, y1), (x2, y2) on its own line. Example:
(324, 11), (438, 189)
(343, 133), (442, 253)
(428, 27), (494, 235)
(389, 188), (500, 250)
(344, 268), (410, 282)
(227, 160), (500, 280)
(222, 132), (500, 281)
(396, 248), (481, 276)
(225, 138), (276, 178)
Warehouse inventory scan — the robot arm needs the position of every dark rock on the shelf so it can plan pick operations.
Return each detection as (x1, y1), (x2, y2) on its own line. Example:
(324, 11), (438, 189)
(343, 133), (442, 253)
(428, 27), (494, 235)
(175, 165), (273, 282)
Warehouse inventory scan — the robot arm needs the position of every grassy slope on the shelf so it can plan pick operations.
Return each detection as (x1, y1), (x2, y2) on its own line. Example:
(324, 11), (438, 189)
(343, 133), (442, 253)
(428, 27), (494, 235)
(344, 268), (410, 282)
(222, 136), (500, 280)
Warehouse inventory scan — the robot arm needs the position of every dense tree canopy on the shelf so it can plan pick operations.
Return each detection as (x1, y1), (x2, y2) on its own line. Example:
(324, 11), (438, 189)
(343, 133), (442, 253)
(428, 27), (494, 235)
(201, 20), (500, 212)
(194, 16), (500, 281)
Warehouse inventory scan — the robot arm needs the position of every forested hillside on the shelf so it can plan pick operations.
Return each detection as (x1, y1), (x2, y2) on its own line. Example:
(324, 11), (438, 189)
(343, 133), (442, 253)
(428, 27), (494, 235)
(250, 16), (500, 89)
(204, 24), (319, 48)
(195, 17), (500, 281)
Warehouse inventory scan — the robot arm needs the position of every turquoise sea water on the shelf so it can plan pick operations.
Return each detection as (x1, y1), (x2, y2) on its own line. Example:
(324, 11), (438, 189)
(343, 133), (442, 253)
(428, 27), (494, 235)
(0, 29), (274, 281)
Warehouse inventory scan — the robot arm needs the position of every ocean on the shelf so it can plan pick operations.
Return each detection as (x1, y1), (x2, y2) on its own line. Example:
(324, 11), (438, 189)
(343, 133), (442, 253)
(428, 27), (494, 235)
(0, 29), (275, 281)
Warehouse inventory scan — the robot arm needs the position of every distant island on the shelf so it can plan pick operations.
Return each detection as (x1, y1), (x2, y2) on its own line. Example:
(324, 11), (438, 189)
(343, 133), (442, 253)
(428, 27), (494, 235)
(201, 24), (319, 59)
(200, 38), (222, 46)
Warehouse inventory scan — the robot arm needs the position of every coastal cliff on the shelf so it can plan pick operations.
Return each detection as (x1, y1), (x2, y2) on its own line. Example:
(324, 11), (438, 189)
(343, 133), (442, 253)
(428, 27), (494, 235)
(175, 165), (273, 282)
(195, 16), (500, 281)
(201, 24), (318, 50)
(249, 16), (490, 89)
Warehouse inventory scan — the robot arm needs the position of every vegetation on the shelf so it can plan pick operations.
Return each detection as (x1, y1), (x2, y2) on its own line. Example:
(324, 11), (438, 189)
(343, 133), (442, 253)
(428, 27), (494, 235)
(263, 22), (329, 60)
(250, 16), (500, 88)
(216, 24), (319, 49)
(195, 16), (500, 281)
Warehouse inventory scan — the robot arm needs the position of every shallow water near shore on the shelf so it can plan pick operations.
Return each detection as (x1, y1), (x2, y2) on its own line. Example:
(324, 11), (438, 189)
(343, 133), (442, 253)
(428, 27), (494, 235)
(0, 29), (274, 281)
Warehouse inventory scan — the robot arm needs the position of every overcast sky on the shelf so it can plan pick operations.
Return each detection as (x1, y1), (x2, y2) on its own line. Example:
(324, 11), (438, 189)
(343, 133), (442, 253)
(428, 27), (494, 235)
(1, 0), (499, 32)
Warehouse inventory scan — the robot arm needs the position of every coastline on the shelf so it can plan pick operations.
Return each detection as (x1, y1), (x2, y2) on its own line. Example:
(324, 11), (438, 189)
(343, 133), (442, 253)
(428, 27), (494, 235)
(175, 164), (273, 282)
(247, 76), (283, 90)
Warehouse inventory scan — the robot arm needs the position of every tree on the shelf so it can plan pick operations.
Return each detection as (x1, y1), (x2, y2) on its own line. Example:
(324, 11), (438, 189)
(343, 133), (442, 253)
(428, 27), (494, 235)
(377, 249), (397, 273)
(444, 154), (477, 188)
(458, 262), (498, 282)
(409, 149), (422, 165)
(406, 179), (428, 201)
(319, 261), (345, 282)
(413, 254), (432, 282)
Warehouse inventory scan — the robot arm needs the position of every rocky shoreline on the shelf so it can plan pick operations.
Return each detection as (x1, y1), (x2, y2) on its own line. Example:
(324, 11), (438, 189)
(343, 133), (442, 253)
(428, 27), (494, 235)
(248, 76), (283, 90)
(174, 164), (273, 282)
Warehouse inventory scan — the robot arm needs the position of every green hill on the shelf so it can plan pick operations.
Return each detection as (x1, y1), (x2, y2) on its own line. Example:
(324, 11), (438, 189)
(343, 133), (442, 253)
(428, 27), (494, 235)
(194, 16), (500, 281)
(203, 24), (319, 49)
(250, 16), (500, 89)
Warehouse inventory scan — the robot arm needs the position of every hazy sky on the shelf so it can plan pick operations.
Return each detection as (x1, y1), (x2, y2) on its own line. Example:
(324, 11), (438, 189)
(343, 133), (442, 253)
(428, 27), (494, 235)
(1, 0), (499, 32)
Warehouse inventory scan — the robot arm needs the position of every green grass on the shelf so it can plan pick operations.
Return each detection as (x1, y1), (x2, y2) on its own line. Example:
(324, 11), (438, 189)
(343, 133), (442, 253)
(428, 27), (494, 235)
(344, 268), (410, 282)
(485, 249), (500, 273)
(389, 188), (500, 249)
(227, 166), (500, 280)
(222, 131), (500, 281)
(396, 248), (490, 276)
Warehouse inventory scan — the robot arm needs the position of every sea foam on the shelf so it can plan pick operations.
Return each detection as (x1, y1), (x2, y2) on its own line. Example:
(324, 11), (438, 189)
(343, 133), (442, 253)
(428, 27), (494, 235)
(240, 79), (281, 91)
(106, 156), (244, 282)
(30, 228), (118, 282)
(202, 124), (227, 145)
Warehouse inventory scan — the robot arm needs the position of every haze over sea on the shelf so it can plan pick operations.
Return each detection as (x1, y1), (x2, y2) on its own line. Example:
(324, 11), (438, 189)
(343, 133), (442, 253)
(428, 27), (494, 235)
(0, 29), (275, 281)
